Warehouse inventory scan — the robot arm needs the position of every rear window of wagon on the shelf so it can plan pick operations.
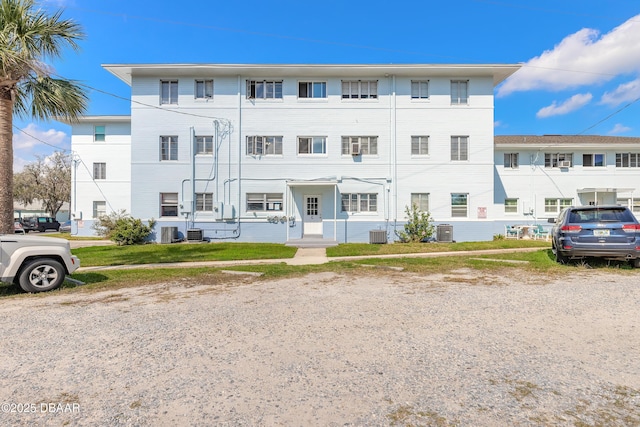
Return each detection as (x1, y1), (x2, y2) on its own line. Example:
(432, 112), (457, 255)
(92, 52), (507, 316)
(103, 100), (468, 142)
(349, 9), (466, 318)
(568, 208), (636, 223)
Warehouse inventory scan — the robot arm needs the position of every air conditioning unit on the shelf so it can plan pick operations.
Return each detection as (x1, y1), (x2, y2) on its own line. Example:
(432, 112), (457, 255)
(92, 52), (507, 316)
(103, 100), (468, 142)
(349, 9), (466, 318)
(437, 224), (454, 242)
(369, 230), (387, 244)
(187, 228), (203, 242)
(351, 143), (360, 156)
(161, 226), (178, 244)
(559, 160), (571, 168)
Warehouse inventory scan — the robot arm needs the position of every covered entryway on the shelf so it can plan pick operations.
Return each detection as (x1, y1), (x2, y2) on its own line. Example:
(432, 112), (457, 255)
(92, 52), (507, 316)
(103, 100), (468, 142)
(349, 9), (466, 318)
(577, 188), (635, 207)
(285, 180), (339, 247)
(303, 195), (322, 236)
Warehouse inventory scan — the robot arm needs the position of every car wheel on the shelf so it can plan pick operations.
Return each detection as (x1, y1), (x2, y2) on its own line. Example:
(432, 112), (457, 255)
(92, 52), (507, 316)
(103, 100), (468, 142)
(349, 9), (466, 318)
(38, 226), (45, 232)
(18, 258), (65, 293)
(634, 258), (640, 269)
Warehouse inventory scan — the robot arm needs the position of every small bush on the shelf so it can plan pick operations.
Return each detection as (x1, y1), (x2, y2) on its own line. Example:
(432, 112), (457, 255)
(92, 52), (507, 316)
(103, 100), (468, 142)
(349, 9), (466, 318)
(493, 234), (505, 240)
(92, 210), (156, 246)
(395, 203), (435, 243)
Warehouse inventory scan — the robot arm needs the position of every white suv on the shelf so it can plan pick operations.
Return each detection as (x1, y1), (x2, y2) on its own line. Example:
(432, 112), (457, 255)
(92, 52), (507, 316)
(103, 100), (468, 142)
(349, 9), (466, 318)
(0, 234), (80, 292)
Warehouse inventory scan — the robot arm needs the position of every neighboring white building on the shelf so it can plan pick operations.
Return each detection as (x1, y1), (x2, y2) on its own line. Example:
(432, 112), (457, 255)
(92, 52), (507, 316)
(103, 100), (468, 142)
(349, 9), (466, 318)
(63, 63), (640, 243)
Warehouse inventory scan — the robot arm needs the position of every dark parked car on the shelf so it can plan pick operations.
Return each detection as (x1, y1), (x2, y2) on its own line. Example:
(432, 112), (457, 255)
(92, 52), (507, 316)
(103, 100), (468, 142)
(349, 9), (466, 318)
(550, 205), (640, 267)
(21, 216), (61, 233)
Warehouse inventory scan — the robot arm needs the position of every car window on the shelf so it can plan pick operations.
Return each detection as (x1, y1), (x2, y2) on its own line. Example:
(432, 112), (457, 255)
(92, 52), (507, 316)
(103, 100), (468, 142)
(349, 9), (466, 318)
(571, 208), (635, 223)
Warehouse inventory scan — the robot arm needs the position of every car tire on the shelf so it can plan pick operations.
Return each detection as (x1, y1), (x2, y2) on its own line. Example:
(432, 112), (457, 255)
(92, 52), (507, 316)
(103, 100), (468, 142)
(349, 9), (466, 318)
(552, 243), (568, 264)
(38, 226), (45, 232)
(634, 258), (640, 269)
(18, 258), (66, 293)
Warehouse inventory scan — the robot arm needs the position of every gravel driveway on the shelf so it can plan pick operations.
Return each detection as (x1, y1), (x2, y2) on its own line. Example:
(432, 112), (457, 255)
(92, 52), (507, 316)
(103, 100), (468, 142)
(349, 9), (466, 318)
(1, 269), (639, 426)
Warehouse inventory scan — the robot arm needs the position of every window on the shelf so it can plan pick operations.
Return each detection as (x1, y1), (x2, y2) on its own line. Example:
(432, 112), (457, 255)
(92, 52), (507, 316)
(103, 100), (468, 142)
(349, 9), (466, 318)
(298, 137), (326, 155)
(583, 153), (605, 167)
(93, 162), (106, 180)
(545, 153), (573, 168)
(451, 136), (469, 161)
(451, 80), (468, 104)
(94, 125), (105, 142)
(196, 136), (213, 154)
(92, 201), (106, 219)
(341, 80), (378, 99)
(341, 193), (377, 212)
(616, 153), (640, 168)
(411, 80), (429, 99)
(504, 198), (518, 214)
(160, 193), (179, 216)
(617, 198), (640, 214)
(160, 80), (178, 104)
(411, 193), (429, 211)
(298, 82), (327, 98)
(195, 193), (213, 211)
(195, 79), (213, 99)
(451, 193), (468, 217)
(160, 136), (178, 161)
(504, 153), (519, 169)
(246, 136), (283, 156)
(411, 136), (429, 155)
(545, 198), (573, 214)
(246, 80), (283, 99)
(246, 193), (283, 211)
(341, 136), (378, 155)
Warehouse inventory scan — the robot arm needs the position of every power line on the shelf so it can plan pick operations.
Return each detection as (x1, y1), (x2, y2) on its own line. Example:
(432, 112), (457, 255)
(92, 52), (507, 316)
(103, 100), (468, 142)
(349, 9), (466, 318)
(13, 125), (70, 152)
(576, 96), (640, 135)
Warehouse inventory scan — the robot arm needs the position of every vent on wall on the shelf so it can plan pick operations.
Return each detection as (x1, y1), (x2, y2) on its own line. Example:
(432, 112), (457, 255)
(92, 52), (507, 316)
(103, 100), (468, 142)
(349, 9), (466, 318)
(187, 228), (203, 242)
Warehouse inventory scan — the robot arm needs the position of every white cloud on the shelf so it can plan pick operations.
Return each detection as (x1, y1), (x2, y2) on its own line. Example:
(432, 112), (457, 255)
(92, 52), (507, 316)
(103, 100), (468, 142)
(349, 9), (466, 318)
(608, 123), (632, 135)
(12, 123), (70, 170)
(498, 14), (640, 96)
(536, 93), (593, 118)
(600, 78), (640, 106)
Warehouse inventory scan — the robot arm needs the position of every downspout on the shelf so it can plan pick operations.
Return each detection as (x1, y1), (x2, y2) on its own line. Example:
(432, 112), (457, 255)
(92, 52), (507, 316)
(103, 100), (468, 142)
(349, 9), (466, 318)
(237, 74), (242, 236)
(190, 126), (195, 228)
(392, 75), (397, 226)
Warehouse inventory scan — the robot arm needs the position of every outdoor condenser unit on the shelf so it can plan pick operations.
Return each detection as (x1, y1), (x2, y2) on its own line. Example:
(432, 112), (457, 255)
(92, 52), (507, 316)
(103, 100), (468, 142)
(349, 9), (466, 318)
(161, 226), (178, 244)
(187, 228), (203, 242)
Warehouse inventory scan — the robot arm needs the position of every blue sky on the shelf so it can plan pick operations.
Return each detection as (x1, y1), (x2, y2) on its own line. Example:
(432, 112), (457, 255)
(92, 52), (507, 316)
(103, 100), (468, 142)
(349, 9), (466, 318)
(13, 0), (640, 169)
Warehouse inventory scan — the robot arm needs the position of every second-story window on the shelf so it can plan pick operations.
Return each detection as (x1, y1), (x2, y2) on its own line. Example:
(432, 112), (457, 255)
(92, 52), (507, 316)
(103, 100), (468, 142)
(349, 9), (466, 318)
(160, 136), (178, 161)
(545, 153), (573, 168)
(451, 80), (468, 105)
(298, 82), (327, 98)
(93, 162), (106, 180)
(583, 153), (605, 167)
(504, 153), (519, 169)
(247, 80), (283, 99)
(246, 136), (283, 156)
(298, 137), (327, 155)
(195, 136), (213, 154)
(411, 136), (429, 155)
(341, 80), (378, 99)
(411, 81), (429, 99)
(195, 79), (213, 99)
(451, 136), (469, 161)
(341, 136), (378, 155)
(94, 125), (105, 142)
(160, 80), (178, 104)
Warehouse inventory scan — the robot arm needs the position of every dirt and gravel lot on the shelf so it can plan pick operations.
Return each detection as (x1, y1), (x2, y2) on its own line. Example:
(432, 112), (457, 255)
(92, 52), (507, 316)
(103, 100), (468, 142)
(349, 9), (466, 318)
(1, 268), (639, 426)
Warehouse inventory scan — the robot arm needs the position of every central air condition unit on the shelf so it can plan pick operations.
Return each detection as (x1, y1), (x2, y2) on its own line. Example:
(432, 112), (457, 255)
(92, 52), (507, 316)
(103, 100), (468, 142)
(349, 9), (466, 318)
(161, 226), (178, 244)
(437, 224), (454, 242)
(369, 230), (387, 244)
(351, 142), (360, 155)
(187, 228), (203, 242)
(559, 160), (571, 168)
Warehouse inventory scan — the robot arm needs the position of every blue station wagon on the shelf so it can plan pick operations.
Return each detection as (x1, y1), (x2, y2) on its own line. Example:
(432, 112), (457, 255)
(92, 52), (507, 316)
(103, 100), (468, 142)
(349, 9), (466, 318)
(551, 205), (640, 267)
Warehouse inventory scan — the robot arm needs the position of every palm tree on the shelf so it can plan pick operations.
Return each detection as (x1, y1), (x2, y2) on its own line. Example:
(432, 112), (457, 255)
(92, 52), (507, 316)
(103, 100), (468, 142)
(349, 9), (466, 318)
(0, 0), (87, 234)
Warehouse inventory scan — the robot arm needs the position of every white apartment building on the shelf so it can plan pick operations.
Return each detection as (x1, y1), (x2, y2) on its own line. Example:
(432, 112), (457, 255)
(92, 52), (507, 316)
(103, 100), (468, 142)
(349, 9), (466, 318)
(64, 63), (640, 244)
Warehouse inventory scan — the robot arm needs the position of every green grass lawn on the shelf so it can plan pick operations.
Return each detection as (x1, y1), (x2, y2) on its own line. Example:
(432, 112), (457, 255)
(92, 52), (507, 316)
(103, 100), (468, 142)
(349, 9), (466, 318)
(326, 239), (550, 257)
(72, 242), (298, 267)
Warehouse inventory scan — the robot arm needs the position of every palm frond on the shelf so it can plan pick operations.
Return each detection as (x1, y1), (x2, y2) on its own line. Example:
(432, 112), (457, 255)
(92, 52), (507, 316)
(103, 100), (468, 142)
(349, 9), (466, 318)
(16, 76), (88, 122)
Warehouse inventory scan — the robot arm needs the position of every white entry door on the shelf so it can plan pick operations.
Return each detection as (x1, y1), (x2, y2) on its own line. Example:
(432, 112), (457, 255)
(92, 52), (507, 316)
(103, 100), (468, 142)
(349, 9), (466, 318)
(303, 195), (322, 236)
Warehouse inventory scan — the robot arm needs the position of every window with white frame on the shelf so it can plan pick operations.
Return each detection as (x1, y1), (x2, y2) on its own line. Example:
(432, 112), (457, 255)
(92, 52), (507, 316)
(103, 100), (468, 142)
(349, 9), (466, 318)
(160, 193), (179, 216)
(616, 153), (640, 168)
(160, 80), (178, 104)
(195, 136), (213, 154)
(504, 153), (519, 169)
(451, 193), (468, 217)
(246, 136), (283, 156)
(298, 81), (327, 98)
(451, 136), (469, 161)
(617, 197), (640, 214)
(341, 80), (378, 99)
(451, 80), (468, 104)
(246, 80), (283, 99)
(160, 136), (178, 161)
(411, 193), (429, 211)
(94, 125), (105, 142)
(504, 198), (518, 214)
(341, 193), (377, 212)
(545, 198), (573, 214)
(246, 193), (283, 211)
(411, 136), (429, 155)
(545, 153), (573, 168)
(195, 193), (213, 211)
(341, 136), (378, 155)
(195, 79), (213, 99)
(411, 80), (429, 99)
(583, 153), (605, 167)
(298, 137), (326, 155)
(93, 162), (106, 180)
(92, 201), (106, 218)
